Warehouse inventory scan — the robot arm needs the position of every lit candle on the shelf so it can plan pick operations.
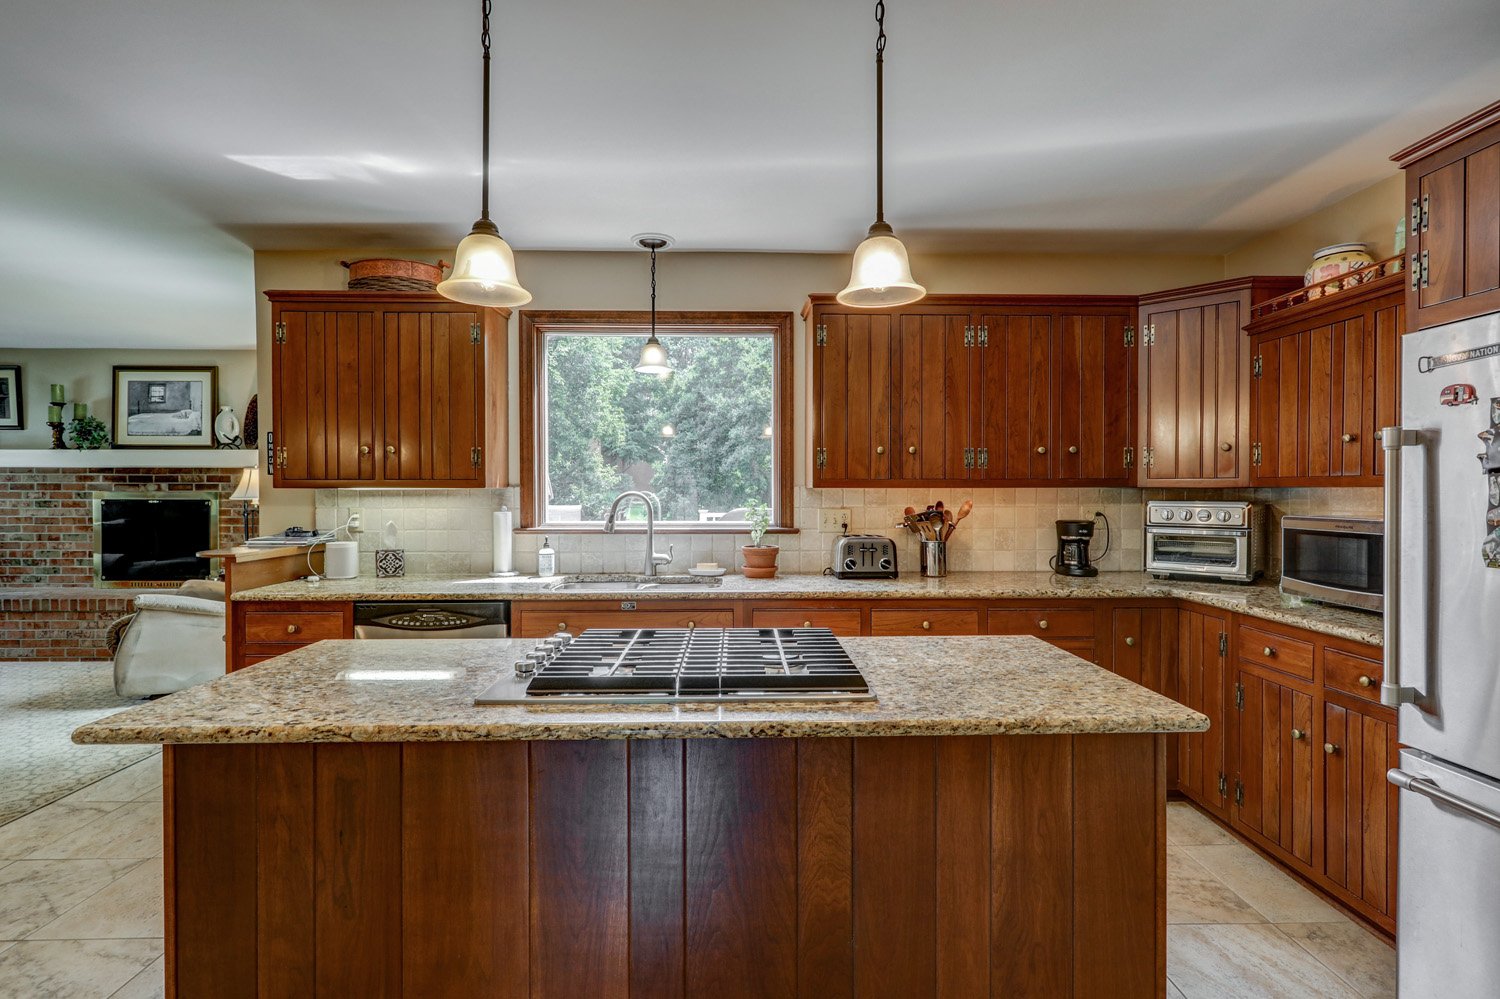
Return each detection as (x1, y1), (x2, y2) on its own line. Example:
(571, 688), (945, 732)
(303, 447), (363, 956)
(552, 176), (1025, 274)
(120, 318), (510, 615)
(73, 402), (87, 420)
(49, 384), (65, 404)
(47, 404), (63, 423)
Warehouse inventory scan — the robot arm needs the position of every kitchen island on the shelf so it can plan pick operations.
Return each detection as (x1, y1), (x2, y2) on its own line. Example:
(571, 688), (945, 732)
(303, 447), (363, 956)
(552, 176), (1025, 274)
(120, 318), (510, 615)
(76, 635), (1206, 999)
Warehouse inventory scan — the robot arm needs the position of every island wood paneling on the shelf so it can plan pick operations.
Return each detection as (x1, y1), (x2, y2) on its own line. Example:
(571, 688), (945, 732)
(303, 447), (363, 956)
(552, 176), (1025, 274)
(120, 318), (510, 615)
(164, 734), (1166, 998)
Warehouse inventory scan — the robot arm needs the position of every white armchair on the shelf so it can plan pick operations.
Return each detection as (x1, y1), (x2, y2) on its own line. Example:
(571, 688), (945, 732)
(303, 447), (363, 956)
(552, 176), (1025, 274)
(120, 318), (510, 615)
(112, 586), (227, 697)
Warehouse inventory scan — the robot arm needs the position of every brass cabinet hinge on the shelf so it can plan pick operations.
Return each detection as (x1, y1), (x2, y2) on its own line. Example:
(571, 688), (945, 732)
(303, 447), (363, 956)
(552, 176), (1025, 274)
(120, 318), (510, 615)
(815, 447), (827, 468)
(272, 321), (286, 344)
(1234, 682), (1245, 711)
(1410, 197), (1422, 234)
(1252, 354), (1263, 378)
(1218, 772), (1228, 798)
(1419, 249), (1430, 290)
(1251, 442), (1263, 466)
(977, 447), (989, 468)
(470, 322), (482, 344)
(1420, 192), (1430, 232)
(1234, 779), (1245, 808)
(814, 324), (828, 347)
(977, 324), (988, 347)
(1123, 445), (1134, 469)
(1124, 324), (1135, 348)
(471, 446), (482, 467)
(963, 325), (975, 348)
(1142, 445), (1155, 468)
(1141, 323), (1156, 347)
(1219, 632), (1228, 658)
(963, 447), (974, 469)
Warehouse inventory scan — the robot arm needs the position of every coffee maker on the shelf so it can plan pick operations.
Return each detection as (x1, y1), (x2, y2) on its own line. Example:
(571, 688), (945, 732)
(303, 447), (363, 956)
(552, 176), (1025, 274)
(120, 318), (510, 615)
(1053, 512), (1109, 577)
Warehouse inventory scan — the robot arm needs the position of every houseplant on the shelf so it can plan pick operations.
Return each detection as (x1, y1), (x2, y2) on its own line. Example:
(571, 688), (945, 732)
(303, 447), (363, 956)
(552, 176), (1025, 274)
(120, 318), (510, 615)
(741, 501), (779, 579)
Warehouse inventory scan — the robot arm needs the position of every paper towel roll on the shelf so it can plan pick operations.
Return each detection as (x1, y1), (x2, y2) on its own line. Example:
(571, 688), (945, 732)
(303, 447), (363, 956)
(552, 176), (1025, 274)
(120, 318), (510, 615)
(492, 507), (515, 576)
(325, 541), (359, 579)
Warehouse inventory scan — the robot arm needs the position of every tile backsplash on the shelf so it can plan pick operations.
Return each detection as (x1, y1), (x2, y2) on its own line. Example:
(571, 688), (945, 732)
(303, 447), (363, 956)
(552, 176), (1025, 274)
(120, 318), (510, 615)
(314, 484), (1381, 579)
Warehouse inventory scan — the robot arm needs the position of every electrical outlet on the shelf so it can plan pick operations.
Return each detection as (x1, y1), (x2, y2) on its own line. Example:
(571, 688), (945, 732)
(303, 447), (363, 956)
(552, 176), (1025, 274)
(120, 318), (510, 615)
(346, 512), (362, 533)
(820, 508), (852, 533)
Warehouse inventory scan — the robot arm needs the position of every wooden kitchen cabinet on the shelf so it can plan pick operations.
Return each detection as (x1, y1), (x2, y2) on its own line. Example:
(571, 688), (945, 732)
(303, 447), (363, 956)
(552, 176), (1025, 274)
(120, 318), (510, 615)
(1322, 691), (1399, 926)
(1136, 277), (1301, 487)
(868, 607), (981, 636)
(748, 606), (863, 635)
(511, 602), (736, 638)
(1245, 275), (1404, 485)
(1393, 100), (1500, 329)
(266, 291), (509, 488)
(232, 601), (353, 672)
(805, 295), (1136, 487)
(1232, 666), (1315, 870)
(1110, 607), (1174, 695)
(1175, 606), (1231, 818)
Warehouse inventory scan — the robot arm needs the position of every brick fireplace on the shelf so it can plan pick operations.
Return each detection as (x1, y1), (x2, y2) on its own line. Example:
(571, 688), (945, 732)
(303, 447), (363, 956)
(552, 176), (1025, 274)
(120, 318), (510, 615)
(0, 465), (254, 660)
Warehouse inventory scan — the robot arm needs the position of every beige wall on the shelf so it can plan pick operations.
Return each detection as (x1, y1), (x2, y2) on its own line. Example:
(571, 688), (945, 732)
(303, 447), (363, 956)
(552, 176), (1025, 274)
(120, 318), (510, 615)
(0, 348), (257, 450)
(1223, 173), (1406, 277)
(254, 248), (1226, 529)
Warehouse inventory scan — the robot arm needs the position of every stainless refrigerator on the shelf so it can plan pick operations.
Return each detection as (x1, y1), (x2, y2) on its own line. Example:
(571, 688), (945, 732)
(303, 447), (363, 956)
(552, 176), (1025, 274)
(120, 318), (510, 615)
(1386, 310), (1500, 998)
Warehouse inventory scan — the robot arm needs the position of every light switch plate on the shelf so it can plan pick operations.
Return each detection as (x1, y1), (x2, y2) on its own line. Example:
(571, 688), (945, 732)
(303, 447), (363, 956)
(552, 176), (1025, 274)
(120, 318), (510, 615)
(820, 508), (852, 533)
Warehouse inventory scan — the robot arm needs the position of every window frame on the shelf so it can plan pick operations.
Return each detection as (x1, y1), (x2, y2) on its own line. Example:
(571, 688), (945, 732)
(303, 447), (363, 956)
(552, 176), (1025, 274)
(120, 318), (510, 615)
(518, 310), (795, 532)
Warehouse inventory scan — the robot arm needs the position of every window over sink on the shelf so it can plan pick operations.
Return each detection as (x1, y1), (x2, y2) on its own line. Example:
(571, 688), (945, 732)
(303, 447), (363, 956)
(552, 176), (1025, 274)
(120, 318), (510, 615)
(519, 311), (794, 530)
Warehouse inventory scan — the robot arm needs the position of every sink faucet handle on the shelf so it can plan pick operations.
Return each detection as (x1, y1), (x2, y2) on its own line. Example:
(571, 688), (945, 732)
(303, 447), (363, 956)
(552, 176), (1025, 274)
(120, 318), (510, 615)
(653, 544), (674, 566)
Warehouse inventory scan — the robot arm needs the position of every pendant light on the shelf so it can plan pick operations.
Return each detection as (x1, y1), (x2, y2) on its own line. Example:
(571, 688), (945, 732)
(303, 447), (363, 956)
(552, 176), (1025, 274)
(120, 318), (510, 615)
(836, 0), (926, 308)
(634, 235), (672, 375)
(437, 0), (532, 308)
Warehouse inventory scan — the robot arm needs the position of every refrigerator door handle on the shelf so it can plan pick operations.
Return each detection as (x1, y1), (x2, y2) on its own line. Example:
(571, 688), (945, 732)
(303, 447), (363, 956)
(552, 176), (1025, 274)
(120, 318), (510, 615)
(1389, 768), (1500, 831)
(1381, 426), (1423, 707)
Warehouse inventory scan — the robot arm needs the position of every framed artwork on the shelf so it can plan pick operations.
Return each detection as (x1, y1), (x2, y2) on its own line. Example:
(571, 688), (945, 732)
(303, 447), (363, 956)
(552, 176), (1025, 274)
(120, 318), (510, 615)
(0, 365), (22, 430)
(112, 365), (218, 448)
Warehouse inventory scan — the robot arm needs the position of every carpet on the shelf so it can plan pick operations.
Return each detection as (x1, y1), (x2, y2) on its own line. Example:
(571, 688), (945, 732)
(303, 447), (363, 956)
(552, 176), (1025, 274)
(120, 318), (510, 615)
(0, 661), (156, 825)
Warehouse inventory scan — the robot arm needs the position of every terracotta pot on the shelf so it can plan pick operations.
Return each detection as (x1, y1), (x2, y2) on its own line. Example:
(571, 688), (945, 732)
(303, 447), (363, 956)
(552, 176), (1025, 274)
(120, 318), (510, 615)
(741, 544), (780, 579)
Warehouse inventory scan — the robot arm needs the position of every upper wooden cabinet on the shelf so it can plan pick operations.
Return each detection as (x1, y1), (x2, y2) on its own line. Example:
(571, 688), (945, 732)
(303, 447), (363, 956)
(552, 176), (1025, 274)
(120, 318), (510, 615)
(1393, 100), (1500, 330)
(1136, 277), (1302, 487)
(1243, 274), (1403, 486)
(266, 291), (509, 489)
(805, 295), (1136, 487)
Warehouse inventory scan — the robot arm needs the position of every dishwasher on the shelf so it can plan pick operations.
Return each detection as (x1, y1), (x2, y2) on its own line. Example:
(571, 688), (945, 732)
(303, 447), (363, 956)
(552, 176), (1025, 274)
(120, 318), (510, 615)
(353, 601), (509, 639)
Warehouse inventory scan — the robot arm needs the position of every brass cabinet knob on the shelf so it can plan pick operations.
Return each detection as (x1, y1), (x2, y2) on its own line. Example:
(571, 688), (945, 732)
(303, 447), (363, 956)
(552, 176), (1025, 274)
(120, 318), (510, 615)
(359, 445), (371, 455)
(1291, 728), (1306, 740)
(908, 445), (917, 454)
(876, 446), (885, 454)
(1124, 636), (1136, 647)
(385, 445), (396, 455)
(803, 621), (812, 628)
(1263, 646), (1275, 657)
(1038, 619), (1049, 630)
(286, 624), (299, 635)
(1068, 445), (1079, 454)
(1324, 743), (1340, 755)
(1358, 675), (1374, 687)
(558, 622), (567, 631)
(922, 620), (932, 630)
(1036, 445), (1047, 454)
(688, 621), (696, 629)
(1220, 441), (1233, 452)
(1342, 433), (1357, 443)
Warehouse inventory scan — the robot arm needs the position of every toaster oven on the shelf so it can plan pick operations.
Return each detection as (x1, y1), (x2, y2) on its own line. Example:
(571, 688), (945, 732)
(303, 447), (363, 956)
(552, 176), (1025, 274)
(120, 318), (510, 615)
(832, 535), (898, 579)
(1145, 501), (1264, 583)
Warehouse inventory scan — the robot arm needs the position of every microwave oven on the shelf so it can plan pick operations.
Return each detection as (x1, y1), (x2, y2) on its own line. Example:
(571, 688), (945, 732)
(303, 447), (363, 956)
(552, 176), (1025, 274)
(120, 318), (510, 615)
(1279, 515), (1383, 612)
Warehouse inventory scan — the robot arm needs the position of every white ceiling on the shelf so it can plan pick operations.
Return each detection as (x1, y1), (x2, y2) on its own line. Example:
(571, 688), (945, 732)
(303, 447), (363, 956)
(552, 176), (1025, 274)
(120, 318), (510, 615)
(3, 0), (1500, 347)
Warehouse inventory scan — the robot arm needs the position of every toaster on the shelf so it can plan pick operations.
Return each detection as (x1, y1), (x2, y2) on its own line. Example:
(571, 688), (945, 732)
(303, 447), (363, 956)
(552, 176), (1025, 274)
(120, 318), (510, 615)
(832, 535), (899, 579)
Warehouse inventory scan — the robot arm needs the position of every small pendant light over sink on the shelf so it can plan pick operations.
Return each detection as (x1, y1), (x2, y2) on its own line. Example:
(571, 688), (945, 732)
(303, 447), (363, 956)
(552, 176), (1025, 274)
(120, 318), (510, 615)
(437, 0), (532, 308)
(837, 1), (925, 309)
(634, 234), (673, 375)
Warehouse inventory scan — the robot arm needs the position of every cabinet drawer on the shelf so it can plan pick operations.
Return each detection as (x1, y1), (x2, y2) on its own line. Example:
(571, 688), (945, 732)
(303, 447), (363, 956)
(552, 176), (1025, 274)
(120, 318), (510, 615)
(869, 609), (981, 636)
(1238, 625), (1314, 681)
(749, 608), (863, 636)
(242, 610), (347, 644)
(1048, 638), (1099, 663)
(1324, 647), (1384, 703)
(236, 645), (306, 671)
(517, 608), (735, 638)
(987, 607), (1095, 638)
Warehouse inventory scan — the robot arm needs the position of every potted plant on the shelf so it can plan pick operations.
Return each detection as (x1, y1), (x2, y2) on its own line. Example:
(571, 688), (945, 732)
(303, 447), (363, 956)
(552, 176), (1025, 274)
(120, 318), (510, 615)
(741, 501), (779, 579)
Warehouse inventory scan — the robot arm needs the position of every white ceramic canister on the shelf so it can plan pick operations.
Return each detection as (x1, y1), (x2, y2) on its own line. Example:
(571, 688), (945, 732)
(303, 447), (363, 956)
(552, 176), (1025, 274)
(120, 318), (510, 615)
(1304, 243), (1375, 287)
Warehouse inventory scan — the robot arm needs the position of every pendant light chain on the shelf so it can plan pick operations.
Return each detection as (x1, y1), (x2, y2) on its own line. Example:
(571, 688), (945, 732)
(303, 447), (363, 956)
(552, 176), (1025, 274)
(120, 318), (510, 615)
(874, 0), (886, 228)
(649, 242), (658, 337)
(479, 0), (493, 223)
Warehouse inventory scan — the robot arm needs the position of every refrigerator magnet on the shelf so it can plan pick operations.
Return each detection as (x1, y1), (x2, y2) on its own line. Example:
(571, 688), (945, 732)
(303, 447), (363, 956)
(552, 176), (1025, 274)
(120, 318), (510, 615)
(1440, 383), (1479, 406)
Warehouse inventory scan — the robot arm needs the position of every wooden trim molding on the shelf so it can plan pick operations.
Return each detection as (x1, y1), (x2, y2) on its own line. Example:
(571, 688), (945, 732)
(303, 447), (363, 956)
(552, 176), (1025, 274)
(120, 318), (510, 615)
(517, 310), (796, 530)
(1391, 98), (1500, 167)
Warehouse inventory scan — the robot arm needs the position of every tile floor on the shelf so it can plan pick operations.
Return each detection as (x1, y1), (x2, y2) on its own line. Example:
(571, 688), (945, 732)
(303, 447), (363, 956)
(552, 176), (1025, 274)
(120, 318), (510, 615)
(0, 768), (1394, 998)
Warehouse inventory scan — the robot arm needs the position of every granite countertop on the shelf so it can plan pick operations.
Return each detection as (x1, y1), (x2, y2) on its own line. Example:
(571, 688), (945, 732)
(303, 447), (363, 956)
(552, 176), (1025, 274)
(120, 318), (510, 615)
(72, 636), (1208, 745)
(234, 570), (1383, 646)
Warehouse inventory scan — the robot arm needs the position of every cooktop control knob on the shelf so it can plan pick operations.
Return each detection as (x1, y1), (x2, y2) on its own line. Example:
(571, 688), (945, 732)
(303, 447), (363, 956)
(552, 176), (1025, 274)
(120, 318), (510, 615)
(1196, 509), (1213, 523)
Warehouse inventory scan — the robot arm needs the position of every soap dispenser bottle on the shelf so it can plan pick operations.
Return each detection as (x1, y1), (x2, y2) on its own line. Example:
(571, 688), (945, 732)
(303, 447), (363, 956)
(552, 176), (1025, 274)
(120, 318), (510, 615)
(536, 537), (557, 577)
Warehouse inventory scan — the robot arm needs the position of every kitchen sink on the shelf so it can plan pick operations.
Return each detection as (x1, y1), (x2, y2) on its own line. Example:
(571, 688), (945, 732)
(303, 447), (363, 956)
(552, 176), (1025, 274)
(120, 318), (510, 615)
(546, 574), (723, 593)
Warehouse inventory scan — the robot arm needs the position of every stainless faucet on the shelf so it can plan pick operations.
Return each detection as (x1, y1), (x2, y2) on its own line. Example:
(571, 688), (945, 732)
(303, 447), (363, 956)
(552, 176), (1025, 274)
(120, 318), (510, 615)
(603, 490), (673, 576)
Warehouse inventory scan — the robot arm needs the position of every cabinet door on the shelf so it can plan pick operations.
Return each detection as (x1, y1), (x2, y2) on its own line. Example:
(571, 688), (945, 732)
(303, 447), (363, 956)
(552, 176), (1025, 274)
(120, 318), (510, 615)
(1419, 159), (1469, 311)
(1234, 670), (1315, 869)
(812, 313), (894, 484)
(1055, 314), (1132, 483)
(1407, 135), (1500, 328)
(1141, 299), (1249, 485)
(1177, 608), (1230, 817)
(1323, 698), (1399, 920)
(272, 307), (379, 484)
(381, 309), (485, 484)
(975, 314), (1052, 480)
(1251, 333), (1303, 481)
(1110, 607), (1172, 695)
(893, 315), (969, 480)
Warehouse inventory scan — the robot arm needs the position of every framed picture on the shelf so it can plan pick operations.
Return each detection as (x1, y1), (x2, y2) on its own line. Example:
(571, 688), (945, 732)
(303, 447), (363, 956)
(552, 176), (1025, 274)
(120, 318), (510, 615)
(0, 365), (22, 430)
(112, 366), (218, 448)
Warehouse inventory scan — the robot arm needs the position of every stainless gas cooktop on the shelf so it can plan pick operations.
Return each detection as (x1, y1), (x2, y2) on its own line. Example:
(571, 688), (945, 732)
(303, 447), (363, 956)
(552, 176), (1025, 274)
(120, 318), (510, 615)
(474, 627), (875, 705)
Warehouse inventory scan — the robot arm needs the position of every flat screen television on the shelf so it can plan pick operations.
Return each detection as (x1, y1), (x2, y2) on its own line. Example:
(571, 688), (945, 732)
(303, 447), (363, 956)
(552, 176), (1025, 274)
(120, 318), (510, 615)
(93, 492), (219, 587)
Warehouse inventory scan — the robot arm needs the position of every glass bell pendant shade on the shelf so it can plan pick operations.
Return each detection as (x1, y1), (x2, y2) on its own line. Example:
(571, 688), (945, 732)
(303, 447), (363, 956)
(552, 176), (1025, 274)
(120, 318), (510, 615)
(437, 222), (533, 307)
(634, 334), (671, 375)
(835, 229), (926, 308)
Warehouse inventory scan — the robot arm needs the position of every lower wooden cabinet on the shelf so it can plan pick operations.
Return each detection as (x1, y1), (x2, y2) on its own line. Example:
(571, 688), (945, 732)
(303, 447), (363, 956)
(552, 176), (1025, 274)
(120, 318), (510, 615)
(1109, 607), (1174, 694)
(511, 603), (735, 638)
(1323, 692), (1399, 924)
(869, 608), (981, 635)
(748, 607), (863, 635)
(1232, 667), (1315, 869)
(232, 601), (353, 672)
(1175, 607), (1231, 818)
